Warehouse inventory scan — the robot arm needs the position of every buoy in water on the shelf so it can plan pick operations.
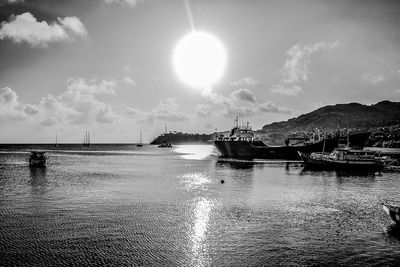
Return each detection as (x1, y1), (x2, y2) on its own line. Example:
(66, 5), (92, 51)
(221, 179), (224, 184)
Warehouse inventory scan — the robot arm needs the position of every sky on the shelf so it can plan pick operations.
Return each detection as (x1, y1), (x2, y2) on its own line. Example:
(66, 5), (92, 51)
(0, 0), (399, 143)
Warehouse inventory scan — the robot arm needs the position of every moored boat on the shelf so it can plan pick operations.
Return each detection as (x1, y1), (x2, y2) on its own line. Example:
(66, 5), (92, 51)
(83, 131), (91, 147)
(158, 123), (172, 148)
(382, 201), (400, 224)
(29, 151), (46, 166)
(137, 130), (143, 147)
(298, 148), (384, 172)
(158, 141), (172, 148)
(213, 117), (370, 160)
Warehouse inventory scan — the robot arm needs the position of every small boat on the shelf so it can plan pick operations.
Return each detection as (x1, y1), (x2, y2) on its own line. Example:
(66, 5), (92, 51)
(83, 131), (91, 147)
(29, 151), (46, 166)
(298, 147), (385, 172)
(382, 201), (400, 224)
(55, 133), (59, 148)
(137, 130), (143, 147)
(158, 140), (172, 148)
(158, 123), (172, 148)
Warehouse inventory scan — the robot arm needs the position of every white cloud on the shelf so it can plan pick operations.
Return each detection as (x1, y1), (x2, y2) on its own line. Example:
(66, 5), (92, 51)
(199, 88), (291, 118)
(230, 77), (259, 87)
(58, 78), (118, 125)
(271, 84), (302, 96)
(361, 73), (385, 84)
(58, 16), (87, 37)
(121, 77), (136, 86)
(0, 12), (87, 47)
(0, 78), (121, 126)
(125, 107), (141, 116)
(5, 0), (24, 4)
(151, 98), (188, 122)
(104, 0), (144, 7)
(96, 106), (118, 124)
(0, 0), (24, 4)
(271, 41), (339, 96)
(257, 102), (291, 114)
(126, 98), (189, 123)
(65, 77), (117, 96)
(230, 88), (257, 103)
(195, 104), (212, 118)
(0, 87), (26, 120)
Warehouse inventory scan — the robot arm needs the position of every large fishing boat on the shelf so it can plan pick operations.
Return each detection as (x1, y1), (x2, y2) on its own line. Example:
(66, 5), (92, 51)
(213, 117), (370, 160)
(298, 148), (384, 172)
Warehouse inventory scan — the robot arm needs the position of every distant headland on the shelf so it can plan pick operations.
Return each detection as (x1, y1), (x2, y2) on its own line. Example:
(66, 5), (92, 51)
(151, 100), (400, 148)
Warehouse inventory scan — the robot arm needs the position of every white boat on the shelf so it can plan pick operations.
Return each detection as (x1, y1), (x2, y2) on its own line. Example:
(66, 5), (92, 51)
(55, 133), (59, 148)
(137, 130), (143, 147)
(298, 147), (385, 172)
(158, 123), (172, 148)
(83, 131), (91, 147)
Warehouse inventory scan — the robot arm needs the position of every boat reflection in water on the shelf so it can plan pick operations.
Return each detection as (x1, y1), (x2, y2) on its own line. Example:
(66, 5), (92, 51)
(29, 165), (47, 187)
(215, 159), (258, 170)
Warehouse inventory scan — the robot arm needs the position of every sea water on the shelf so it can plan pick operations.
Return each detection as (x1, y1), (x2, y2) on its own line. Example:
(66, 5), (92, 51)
(1, 144), (400, 266)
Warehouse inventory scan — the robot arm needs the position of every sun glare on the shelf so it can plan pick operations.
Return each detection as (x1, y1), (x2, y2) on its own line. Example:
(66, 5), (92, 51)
(173, 31), (227, 88)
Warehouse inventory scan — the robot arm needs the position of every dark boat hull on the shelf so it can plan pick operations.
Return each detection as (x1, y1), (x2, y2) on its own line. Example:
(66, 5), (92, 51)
(214, 137), (340, 160)
(300, 155), (384, 172)
(214, 132), (370, 160)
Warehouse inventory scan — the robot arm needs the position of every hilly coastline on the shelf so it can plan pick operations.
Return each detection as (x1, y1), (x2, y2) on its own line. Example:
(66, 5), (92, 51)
(259, 100), (400, 146)
(151, 100), (400, 147)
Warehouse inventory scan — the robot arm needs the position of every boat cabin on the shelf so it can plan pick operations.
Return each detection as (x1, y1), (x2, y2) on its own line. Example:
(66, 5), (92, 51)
(328, 148), (378, 161)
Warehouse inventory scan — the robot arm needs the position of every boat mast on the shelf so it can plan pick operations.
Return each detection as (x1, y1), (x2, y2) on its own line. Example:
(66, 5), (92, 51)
(55, 133), (58, 147)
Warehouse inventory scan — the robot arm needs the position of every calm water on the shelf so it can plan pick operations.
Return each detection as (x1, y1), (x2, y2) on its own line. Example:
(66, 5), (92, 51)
(1, 144), (400, 266)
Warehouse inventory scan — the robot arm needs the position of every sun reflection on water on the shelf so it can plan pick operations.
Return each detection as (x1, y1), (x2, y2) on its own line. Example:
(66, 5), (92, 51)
(191, 197), (213, 267)
(180, 172), (211, 192)
(174, 145), (215, 160)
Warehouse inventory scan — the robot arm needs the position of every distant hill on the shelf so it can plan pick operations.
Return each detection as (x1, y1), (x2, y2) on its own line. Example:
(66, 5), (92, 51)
(259, 100), (400, 145)
(150, 132), (213, 145)
(262, 101), (400, 132)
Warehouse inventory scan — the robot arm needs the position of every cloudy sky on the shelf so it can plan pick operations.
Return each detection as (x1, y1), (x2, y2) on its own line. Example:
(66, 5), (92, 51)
(0, 0), (399, 143)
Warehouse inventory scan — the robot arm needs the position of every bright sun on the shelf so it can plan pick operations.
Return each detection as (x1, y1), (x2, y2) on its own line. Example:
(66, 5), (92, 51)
(173, 31), (227, 88)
